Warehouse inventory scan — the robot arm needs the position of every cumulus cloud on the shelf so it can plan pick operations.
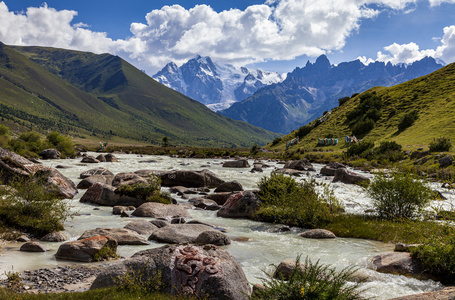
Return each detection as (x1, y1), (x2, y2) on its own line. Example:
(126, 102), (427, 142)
(0, 0), (454, 73)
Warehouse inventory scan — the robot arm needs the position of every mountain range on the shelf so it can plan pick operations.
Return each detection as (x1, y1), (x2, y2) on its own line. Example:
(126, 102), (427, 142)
(0, 42), (278, 147)
(267, 60), (455, 150)
(153, 55), (283, 111)
(219, 55), (444, 134)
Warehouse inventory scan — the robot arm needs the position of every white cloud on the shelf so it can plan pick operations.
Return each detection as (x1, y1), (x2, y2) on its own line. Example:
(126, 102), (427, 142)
(0, 0), (454, 73)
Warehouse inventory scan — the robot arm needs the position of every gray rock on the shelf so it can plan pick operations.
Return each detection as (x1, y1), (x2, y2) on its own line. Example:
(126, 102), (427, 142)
(132, 202), (191, 218)
(105, 154), (119, 162)
(273, 259), (306, 280)
(205, 192), (235, 205)
(394, 243), (421, 252)
(91, 244), (251, 299)
(16, 235), (30, 242)
(80, 183), (147, 207)
(390, 287), (455, 300)
(79, 228), (149, 245)
(222, 159), (250, 168)
(217, 191), (261, 219)
(301, 229), (336, 239)
(80, 167), (114, 179)
(284, 159), (315, 171)
(159, 169), (225, 188)
(112, 172), (148, 187)
(214, 181), (244, 193)
(372, 252), (422, 276)
(189, 198), (221, 210)
(39, 148), (61, 159)
(40, 231), (68, 242)
(320, 162), (346, 176)
(439, 155), (453, 168)
(96, 154), (107, 162)
(77, 175), (115, 189)
(20, 241), (50, 252)
(81, 156), (100, 163)
(150, 219), (169, 228)
(332, 168), (370, 185)
(195, 231), (231, 246)
(124, 220), (158, 235)
(275, 168), (306, 176)
(56, 236), (118, 262)
(112, 206), (134, 215)
(148, 224), (216, 244)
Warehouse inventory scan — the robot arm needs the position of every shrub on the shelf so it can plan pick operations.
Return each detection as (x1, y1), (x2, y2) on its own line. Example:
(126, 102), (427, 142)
(251, 144), (259, 154)
(295, 125), (313, 139)
(351, 118), (375, 136)
(367, 172), (431, 220)
(338, 96), (350, 106)
(115, 264), (164, 294)
(256, 173), (341, 228)
(252, 256), (365, 300)
(375, 141), (402, 153)
(0, 125), (9, 136)
(271, 137), (282, 146)
(47, 132), (76, 158)
(346, 141), (374, 158)
(398, 111), (418, 131)
(116, 175), (171, 204)
(429, 137), (452, 152)
(0, 175), (72, 236)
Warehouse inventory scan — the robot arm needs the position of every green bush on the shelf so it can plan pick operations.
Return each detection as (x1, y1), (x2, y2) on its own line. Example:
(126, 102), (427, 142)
(0, 175), (72, 236)
(252, 256), (365, 300)
(46, 131), (76, 158)
(295, 125), (313, 139)
(271, 137), (282, 146)
(256, 173), (341, 228)
(338, 96), (350, 106)
(367, 172), (431, 220)
(429, 137), (452, 152)
(346, 141), (374, 158)
(116, 175), (171, 204)
(0, 125), (9, 136)
(398, 111), (418, 131)
(351, 118), (375, 136)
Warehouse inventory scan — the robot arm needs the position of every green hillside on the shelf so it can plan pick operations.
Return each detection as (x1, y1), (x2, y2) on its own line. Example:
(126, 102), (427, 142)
(267, 62), (455, 151)
(0, 43), (278, 147)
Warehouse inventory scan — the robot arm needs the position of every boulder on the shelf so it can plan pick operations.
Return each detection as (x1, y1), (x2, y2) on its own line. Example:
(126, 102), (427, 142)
(390, 287), (455, 300)
(81, 156), (100, 163)
(320, 162), (346, 176)
(284, 159), (315, 171)
(132, 202), (191, 218)
(148, 224), (217, 244)
(394, 243), (421, 252)
(96, 154), (107, 162)
(124, 219), (158, 235)
(0, 148), (77, 199)
(90, 244), (251, 299)
(195, 231), (231, 246)
(79, 228), (149, 245)
(250, 164), (263, 173)
(40, 231), (68, 242)
(205, 192), (235, 206)
(80, 183), (147, 207)
(105, 153), (119, 162)
(112, 206), (135, 215)
(150, 219), (169, 228)
(77, 174), (115, 189)
(169, 186), (198, 194)
(273, 259), (306, 280)
(332, 168), (370, 185)
(159, 169), (225, 188)
(189, 198), (221, 210)
(20, 241), (50, 252)
(217, 191), (261, 219)
(214, 181), (244, 193)
(439, 155), (453, 168)
(372, 252), (422, 276)
(301, 229), (336, 239)
(276, 168), (306, 176)
(80, 167), (114, 179)
(222, 159), (250, 168)
(39, 148), (61, 159)
(56, 236), (118, 262)
(134, 169), (165, 177)
(112, 172), (148, 187)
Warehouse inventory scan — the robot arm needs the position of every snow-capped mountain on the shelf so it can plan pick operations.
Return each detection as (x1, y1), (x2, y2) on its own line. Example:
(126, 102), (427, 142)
(153, 55), (283, 111)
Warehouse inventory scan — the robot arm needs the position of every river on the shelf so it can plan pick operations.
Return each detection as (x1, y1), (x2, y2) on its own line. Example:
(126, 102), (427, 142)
(1, 152), (453, 299)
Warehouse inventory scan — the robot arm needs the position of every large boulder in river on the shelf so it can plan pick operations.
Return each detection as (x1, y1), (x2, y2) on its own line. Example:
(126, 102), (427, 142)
(132, 202), (191, 218)
(222, 159), (250, 168)
(56, 236), (118, 262)
(372, 252), (422, 276)
(91, 244), (251, 299)
(159, 169), (224, 188)
(148, 224), (218, 244)
(124, 219), (158, 235)
(80, 167), (114, 179)
(105, 153), (119, 162)
(301, 229), (336, 239)
(205, 192), (235, 206)
(332, 168), (370, 185)
(112, 172), (148, 187)
(390, 287), (455, 300)
(79, 228), (149, 245)
(80, 182), (147, 207)
(77, 174), (115, 189)
(214, 181), (243, 193)
(217, 191), (261, 219)
(195, 231), (231, 246)
(81, 156), (100, 163)
(39, 148), (61, 159)
(0, 148), (77, 199)
(20, 241), (50, 252)
(320, 162), (346, 176)
(284, 159), (315, 171)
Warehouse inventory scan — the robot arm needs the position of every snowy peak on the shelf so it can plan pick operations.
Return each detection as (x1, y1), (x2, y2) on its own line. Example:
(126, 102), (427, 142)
(153, 55), (282, 110)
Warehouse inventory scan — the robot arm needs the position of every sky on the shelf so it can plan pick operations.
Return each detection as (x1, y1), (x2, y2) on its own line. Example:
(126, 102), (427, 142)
(0, 0), (454, 75)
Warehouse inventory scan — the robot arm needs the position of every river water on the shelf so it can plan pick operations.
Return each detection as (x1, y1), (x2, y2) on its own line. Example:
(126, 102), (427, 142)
(1, 153), (453, 299)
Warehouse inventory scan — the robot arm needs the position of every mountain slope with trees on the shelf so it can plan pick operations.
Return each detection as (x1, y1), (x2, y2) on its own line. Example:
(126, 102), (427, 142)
(0, 43), (278, 147)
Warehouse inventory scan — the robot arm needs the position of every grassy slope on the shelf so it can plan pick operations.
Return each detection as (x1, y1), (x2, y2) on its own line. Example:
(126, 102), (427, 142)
(11, 45), (279, 147)
(267, 62), (455, 151)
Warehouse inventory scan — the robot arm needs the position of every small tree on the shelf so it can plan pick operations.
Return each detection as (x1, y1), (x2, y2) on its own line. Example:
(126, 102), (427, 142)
(429, 137), (452, 152)
(368, 172), (431, 220)
(162, 136), (169, 147)
(398, 111), (418, 131)
(251, 144), (259, 154)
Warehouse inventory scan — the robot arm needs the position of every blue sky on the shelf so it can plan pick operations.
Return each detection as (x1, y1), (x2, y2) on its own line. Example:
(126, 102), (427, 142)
(1, 0), (454, 74)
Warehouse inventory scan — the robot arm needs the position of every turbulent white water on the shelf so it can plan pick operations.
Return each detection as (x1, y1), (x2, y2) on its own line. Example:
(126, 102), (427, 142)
(1, 153), (453, 299)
